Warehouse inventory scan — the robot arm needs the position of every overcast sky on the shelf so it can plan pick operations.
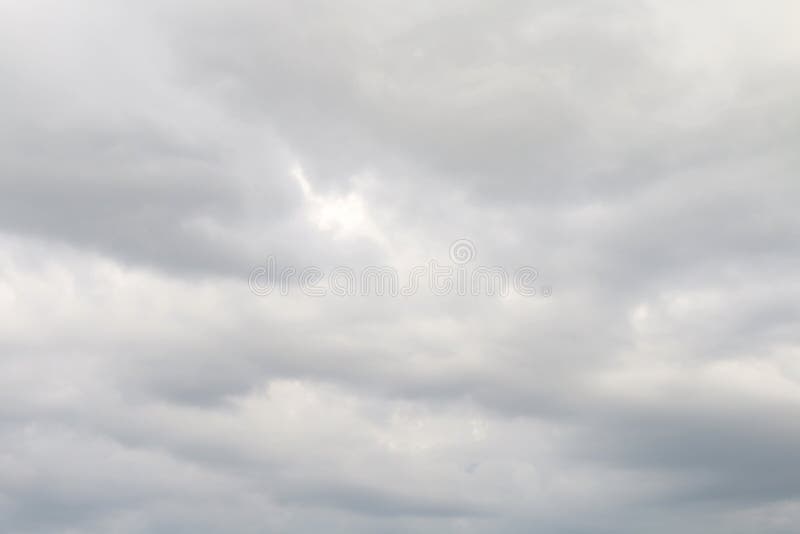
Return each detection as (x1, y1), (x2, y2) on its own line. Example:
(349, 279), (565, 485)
(1, 1), (800, 532)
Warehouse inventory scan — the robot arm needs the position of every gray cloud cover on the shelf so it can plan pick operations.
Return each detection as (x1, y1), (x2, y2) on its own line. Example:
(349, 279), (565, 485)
(1, 0), (799, 532)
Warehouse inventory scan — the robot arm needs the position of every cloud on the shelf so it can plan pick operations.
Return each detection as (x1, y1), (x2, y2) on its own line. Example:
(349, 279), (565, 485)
(0, 0), (799, 532)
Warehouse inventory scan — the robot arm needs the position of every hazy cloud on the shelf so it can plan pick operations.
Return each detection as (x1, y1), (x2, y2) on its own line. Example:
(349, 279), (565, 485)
(1, 0), (799, 532)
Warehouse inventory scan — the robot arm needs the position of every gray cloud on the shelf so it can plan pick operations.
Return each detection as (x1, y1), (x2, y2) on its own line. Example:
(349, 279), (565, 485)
(1, 0), (799, 532)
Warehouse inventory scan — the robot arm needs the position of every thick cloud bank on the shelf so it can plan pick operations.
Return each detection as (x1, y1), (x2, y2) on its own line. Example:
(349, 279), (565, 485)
(1, 1), (799, 532)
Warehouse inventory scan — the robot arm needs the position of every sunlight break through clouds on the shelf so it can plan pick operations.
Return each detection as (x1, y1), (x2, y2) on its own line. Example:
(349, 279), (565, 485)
(291, 164), (387, 245)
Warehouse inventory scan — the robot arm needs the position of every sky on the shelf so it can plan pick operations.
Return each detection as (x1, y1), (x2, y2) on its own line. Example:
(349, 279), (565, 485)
(1, 0), (799, 532)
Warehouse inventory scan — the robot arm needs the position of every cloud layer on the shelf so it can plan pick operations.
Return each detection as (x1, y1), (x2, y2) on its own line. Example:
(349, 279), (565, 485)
(1, 1), (799, 532)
